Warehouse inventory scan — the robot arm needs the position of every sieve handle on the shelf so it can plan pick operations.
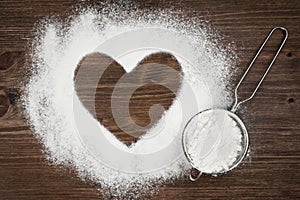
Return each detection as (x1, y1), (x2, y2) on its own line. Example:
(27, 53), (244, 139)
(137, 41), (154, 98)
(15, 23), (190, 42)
(189, 168), (202, 181)
(231, 27), (288, 113)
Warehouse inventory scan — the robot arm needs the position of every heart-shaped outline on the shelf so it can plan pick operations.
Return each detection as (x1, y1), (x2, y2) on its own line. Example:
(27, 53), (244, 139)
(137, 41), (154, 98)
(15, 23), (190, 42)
(72, 28), (213, 173)
(23, 11), (235, 195)
(75, 52), (182, 145)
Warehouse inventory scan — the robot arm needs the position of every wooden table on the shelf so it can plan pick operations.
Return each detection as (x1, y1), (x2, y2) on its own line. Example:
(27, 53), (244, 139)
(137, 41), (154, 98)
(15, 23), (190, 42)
(0, 0), (299, 199)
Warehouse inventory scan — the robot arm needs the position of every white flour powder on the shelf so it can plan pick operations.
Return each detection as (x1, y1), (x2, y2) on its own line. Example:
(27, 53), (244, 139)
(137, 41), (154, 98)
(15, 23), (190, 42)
(23, 4), (236, 199)
(184, 109), (243, 174)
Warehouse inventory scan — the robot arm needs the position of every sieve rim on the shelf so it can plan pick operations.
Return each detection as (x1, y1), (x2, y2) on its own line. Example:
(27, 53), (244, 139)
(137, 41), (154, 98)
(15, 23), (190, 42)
(182, 108), (249, 175)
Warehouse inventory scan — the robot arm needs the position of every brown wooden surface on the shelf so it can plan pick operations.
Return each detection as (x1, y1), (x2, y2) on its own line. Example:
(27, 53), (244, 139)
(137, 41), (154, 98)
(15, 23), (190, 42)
(0, 0), (299, 199)
(75, 52), (182, 145)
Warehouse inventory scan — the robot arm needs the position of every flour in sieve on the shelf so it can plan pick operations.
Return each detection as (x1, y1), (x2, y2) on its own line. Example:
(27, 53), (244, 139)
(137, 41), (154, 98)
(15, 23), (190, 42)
(184, 109), (243, 174)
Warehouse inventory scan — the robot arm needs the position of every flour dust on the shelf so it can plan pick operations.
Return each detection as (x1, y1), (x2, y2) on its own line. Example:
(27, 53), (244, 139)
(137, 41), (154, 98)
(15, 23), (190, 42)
(23, 3), (236, 199)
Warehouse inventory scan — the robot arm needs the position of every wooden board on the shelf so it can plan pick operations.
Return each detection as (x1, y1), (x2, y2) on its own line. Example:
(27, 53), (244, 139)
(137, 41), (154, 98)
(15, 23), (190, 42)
(0, 0), (299, 199)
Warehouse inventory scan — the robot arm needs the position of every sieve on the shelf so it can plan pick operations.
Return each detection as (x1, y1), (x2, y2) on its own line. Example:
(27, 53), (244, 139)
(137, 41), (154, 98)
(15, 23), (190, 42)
(182, 27), (288, 181)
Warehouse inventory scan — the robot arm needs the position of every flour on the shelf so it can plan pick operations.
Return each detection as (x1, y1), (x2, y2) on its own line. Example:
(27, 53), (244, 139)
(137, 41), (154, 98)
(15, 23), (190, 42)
(184, 109), (243, 174)
(23, 3), (236, 199)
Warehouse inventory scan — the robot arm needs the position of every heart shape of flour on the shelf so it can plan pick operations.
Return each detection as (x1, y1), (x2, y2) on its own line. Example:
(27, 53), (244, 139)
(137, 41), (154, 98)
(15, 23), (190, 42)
(75, 52), (182, 145)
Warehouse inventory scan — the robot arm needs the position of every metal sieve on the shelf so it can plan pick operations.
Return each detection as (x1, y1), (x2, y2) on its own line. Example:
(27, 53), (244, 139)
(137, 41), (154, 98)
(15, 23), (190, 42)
(182, 27), (288, 181)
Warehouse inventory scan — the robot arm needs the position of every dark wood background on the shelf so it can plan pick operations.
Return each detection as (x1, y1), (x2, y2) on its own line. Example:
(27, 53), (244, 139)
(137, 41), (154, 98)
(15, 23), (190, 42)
(0, 0), (299, 199)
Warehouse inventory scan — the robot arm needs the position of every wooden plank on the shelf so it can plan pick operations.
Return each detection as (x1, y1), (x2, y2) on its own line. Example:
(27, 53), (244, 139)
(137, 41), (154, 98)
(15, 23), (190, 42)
(0, 0), (299, 199)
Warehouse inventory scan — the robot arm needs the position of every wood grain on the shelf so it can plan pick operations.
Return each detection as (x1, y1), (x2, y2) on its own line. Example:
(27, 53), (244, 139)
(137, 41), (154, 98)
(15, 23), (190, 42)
(75, 52), (181, 145)
(0, 0), (300, 199)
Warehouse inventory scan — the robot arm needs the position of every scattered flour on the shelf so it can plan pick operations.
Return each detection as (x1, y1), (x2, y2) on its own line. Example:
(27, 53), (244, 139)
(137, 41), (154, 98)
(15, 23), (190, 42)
(23, 3), (236, 199)
(183, 109), (243, 174)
